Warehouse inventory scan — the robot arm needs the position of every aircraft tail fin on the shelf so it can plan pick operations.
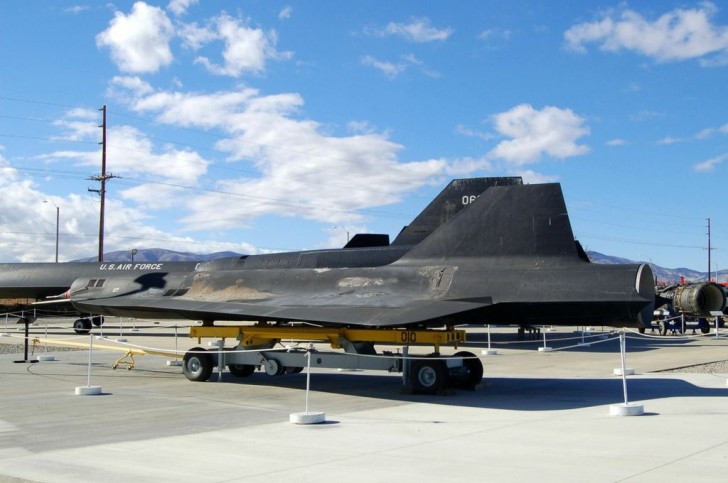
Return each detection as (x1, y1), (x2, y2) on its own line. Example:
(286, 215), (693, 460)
(400, 183), (579, 260)
(391, 177), (522, 246)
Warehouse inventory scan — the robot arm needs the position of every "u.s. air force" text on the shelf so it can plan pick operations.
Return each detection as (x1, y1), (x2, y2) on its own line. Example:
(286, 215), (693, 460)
(99, 263), (164, 271)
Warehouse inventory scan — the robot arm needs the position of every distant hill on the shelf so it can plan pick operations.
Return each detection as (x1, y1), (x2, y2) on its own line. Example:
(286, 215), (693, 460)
(587, 251), (724, 283)
(75, 248), (724, 283)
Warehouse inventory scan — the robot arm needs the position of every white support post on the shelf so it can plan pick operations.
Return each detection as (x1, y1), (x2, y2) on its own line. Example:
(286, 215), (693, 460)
(75, 334), (101, 395)
(538, 329), (552, 352)
(482, 325), (497, 355)
(37, 323), (55, 361)
(290, 344), (325, 424)
(167, 325), (183, 366)
(610, 331), (643, 416)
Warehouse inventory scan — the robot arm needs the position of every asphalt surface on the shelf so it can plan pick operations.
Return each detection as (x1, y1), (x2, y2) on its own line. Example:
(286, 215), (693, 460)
(1, 317), (728, 482)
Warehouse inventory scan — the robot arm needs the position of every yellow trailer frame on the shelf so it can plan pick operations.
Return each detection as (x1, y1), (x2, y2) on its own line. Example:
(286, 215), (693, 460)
(189, 324), (466, 352)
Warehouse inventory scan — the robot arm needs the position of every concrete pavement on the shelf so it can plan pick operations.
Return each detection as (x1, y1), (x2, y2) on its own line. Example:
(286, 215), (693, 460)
(1, 319), (728, 482)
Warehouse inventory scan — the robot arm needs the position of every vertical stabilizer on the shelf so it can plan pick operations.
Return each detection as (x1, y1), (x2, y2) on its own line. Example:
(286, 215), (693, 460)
(392, 177), (522, 246)
(400, 183), (578, 260)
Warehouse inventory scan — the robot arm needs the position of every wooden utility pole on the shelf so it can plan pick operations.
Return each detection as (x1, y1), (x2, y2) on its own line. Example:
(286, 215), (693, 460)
(88, 105), (117, 262)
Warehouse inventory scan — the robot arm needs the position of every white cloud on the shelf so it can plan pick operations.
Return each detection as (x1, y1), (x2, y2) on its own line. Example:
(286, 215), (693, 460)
(455, 124), (495, 141)
(180, 13), (292, 77)
(658, 136), (680, 145)
(564, 3), (728, 65)
(486, 104), (590, 165)
(607, 138), (627, 146)
(279, 6), (293, 20)
(366, 17), (453, 42)
(361, 54), (438, 78)
(657, 122), (728, 144)
(108, 76), (154, 101)
(96, 1), (175, 74)
(514, 170), (559, 184)
(361, 55), (407, 78)
(114, 85), (450, 230)
(47, 124), (209, 186)
(478, 28), (512, 46)
(694, 153), (728, 172)
(65, 5), (88, 14)
(167, 0), (198, 16)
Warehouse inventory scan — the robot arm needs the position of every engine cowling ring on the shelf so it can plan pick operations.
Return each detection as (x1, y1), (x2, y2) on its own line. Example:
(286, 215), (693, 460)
(673, 283), (726, 316)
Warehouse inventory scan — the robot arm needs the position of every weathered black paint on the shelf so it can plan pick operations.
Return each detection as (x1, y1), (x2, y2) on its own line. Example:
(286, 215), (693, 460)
(67, 181), (656, 329)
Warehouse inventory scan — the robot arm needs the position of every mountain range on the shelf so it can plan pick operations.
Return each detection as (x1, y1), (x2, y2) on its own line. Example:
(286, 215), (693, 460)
(75, 248), (726, 284)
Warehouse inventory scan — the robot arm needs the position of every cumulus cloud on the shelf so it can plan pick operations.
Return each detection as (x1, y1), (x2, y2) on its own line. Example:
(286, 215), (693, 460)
(96, 2), (175, 73)
(486, 104), (590, 165)
(40, 109), (210, 211)
(167, 0), (198, 16)
(564, 3), (728, 65)
(180, 13), (292, 77)
(113, 84), (449, 230)
(365, 17), (453, 42)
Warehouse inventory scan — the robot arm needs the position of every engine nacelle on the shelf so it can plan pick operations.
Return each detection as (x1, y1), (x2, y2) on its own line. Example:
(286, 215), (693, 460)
(672, 282), (726, 316)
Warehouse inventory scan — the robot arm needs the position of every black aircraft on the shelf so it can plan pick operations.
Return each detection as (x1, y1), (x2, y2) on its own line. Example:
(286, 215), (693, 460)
(64, 180), (657, 329)
(0, 177), (519, 332)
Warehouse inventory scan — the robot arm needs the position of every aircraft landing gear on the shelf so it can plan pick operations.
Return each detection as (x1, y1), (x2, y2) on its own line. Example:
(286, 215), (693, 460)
(72, 316), (104, 334)
(73, 318), (92, 334)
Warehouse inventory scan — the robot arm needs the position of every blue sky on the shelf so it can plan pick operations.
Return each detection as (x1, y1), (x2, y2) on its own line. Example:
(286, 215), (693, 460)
(0, 1), (726, 275)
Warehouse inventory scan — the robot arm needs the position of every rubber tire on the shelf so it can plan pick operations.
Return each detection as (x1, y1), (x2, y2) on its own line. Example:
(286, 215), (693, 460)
(638, 327), (646, 334)
(450, 351), (484, 390)
(228, 364), (256, 377)
(91, 316), (104, 327)
(658, 319), (668, 336)
(183, 347), (213, 382)
(264, 358), (287, 376)
(410, 359), (448, 395)
(73, 318), (92, 334)
(699, 318), (710, 334)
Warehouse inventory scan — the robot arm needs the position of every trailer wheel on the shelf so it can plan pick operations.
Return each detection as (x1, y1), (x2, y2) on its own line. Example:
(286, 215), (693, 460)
(263, 358), (286, 376)
(450, 351), (483, 390)
(73, 318), (92, 334)
(658, 319), (668, 336)
(228, 364), (256, 377)
(638, 327), (646, 334)
(699, 318), (710, 334)
(183, 348), (213, 382)
(411, 359), (447, 394)
(91, 316), (104, 327)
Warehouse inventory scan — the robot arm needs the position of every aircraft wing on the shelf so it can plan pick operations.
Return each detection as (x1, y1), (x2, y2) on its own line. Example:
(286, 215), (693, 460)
(72, 294), (490, 327)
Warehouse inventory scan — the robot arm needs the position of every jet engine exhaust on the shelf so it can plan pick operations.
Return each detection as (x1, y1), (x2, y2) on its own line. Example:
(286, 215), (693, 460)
(671, 282), (726, 316)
